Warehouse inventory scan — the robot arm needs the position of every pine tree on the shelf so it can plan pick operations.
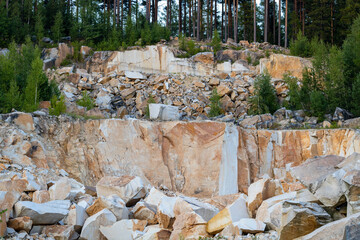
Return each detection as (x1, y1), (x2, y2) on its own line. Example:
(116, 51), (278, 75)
(35, 12), (44, 44)
(23, 57), (46, 112)
(52, 11), (63, 42)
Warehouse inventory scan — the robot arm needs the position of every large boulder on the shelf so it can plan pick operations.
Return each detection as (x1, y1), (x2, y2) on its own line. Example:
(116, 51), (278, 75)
(86, 195), (129, 220)
(99, 219), (147, 240)
(66, 203), (89, 231)
(297, 212), (360, 240)
(96, 176), (147, 206)
(149, 104), (180, 121)
(49, 177), (85, 201)
(258, 200), (331, 240)
(14, 200), (70, 225)
(206, 194), (249, 234)
(170, 211), (210, 240)
(80, 209), (116, 240)
(42, 225), (76, 240)
(7, 216), (32, 233)
(247, 178), (277, 217)
(233, 218), (266, 234)
(260, 54), (312, 79)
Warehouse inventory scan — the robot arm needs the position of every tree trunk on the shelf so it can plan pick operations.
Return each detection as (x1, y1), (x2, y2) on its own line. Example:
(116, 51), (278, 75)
(121, 0), (124, 29)
(193, 0), (196, 37)
(233, 0), (236, 42)
(166, 0), (169, 27)
(210, 0), (213, 38)
(278, 0), (281, 45)
(184, 0), (186, 35)
(197, 0), (201, 40)
(273, 0), (275, 43)
(189, 0), (192, 36)
(154, 0), (158, 23)
(302, 0), (304, 33)
(253, 0), (256, 42)
(331, 0), (333, 44)
(264, 0), (268, 42)
(214, 0), (217, 33)
(285, 0), (288, 48)
(227, 0), (232, 39)
(235, 0), (238, 42)
(179, 0), (182, 34)
(129, 0), (132, 17)
(225, 0), (227, 41)
(146, 0), (151, 22)
(222, 0), (224, 40)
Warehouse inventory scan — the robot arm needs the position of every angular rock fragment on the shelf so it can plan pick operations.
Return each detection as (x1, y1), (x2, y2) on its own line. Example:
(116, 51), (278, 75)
(14, 200), (70, 225)
(80, 209), (116, 240)
(96, 176), (147, 206)
(149, 104), (180, 121)
(7, 217), (32, 233)
(206, 194), (249, 234)
(86, 194), (129, 220)
(99, 219), (147, 240)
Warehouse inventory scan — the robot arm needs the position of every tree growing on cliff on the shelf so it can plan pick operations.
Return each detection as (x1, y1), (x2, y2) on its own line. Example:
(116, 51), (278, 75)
(249, 73), (279, 115)
(209, 88), (222, 117)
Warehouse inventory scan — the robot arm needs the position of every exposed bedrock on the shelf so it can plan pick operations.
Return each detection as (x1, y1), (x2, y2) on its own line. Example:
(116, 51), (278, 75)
(1, 114), (359, 198)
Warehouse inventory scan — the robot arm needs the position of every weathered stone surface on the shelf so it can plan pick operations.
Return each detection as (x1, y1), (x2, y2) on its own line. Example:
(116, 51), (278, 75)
(125, 71), (146, 80)
(86, 195), (128, 220)
(133, 201), (157, 224)
(1, 118), (360, 199)
(66, 203), (88, 230)
(14, 200), (70, 225)
(42, 225), (76, 240)
(206, 195), (249, 234)
(32, 190), (50, 203)
(11, 113), (35, 131)
(260, 54), (312, 79)
(192, 52), (214, 64)
(157, 196), (177, 229)
(170, 211), (210, 240)
(0, 191), (20, 222)
(258, 200), (331, 240)
(80, 209), (116, 240)
(247, 178), (277, 217)
(233, 218), (266, 234)
(99, 219), (147, 240)
(96, 176), (146, 206)
(149, 104), (180, 121)
(49, 177), (85, 201)
(297, 212), (360, 240)
(7, 217), (32, 233)
(139, 226), (171, 240)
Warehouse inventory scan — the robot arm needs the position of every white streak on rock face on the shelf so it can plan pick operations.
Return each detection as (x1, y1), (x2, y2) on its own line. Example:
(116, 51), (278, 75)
(219, 124), (239, 196)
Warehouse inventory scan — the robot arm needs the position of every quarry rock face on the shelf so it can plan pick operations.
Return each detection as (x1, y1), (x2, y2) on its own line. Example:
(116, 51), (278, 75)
(260, 54), (312, 79)
(1, 116), (360, 197)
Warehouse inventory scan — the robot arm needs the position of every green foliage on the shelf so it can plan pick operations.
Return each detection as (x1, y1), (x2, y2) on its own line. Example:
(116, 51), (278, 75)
(249, 73), (279, 115)
(211, 30), (222, 55)
(290, 31), (312, 57)
(309, 91), (326, 120)
(23, 57), (46, 112)
(209, 89), (222, 117)
(35, 12), (44, 45)
(77, 91), (95, 110)
(49, 95), (66, 116)
(351, 74), (360, 116)
(145, 95), (156, 118)
(0, 40), (57, 114)
(0, 209), (7, 223)
(283, 74), (302, 110)
(246, 56), (252, 65)
(51, 11), (63, 43)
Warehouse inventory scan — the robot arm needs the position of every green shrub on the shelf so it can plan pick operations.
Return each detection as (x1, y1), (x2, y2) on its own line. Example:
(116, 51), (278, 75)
(77, 91), (95, 110)
(0, 209), (7, 223)
(290, 31), (312, 57)
(283, 74), (302, 110)
(309, 91), (326, 120)
(211, 30), (222, 55)
(209, 89), (222, 117)
(145, 95), (156, 118)
(49, 95), (67, 116)
(249, 73), (279, 115)
(246, 56), (252, 65)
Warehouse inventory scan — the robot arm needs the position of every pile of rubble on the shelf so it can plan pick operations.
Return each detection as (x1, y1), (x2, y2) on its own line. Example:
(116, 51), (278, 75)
(1, 152), (359, 239)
